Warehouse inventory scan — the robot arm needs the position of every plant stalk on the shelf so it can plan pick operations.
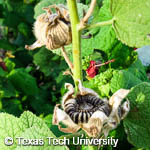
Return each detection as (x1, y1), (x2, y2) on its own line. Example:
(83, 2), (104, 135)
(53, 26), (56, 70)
(67, 0), (82, 91)
(86, 18), (115, 29)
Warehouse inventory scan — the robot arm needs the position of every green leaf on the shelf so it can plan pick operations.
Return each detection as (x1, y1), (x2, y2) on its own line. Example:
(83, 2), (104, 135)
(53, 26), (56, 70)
(0, 80), (17, 98)
(77, 3), (89, 20)
(111, 0), (150, 47)
(0, 39), (16, 50)
(84, 69), (113, 97)
(127, 59), (149, 82)
(3, 12), (22, 28)
(110, 70), (142, 93)
(83, 0), (119, 53)
(17, 23), (30, 38)
(23, 0), (35, 4)
(4, 58), (15, 72)
(0, 67), (7, 77)
(81, 36), (95, 57)
(0, 111), (67, 150)
(2, 99), (23, 116)
(17, 111), (67, 150)
(44, 114), (68, 137)
(28, 89), (54, 115)
(108, 43), (136, 69)
(92, 26), (118, 52)
(93, 0), (112, 23)
(33, 47), (59, 76)
(0, 113), (21, 149)
(19, 111), (50, 130)
(11, 2), (34, 24)
(98, 83), (110, 97)
(8, 68), (39, 95)
(124, 82), (150, 148)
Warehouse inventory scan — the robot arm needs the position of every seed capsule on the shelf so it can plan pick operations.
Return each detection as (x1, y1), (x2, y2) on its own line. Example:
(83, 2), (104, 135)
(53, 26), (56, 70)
(64, 95), (111, 124)
(25, 4), (72, 51)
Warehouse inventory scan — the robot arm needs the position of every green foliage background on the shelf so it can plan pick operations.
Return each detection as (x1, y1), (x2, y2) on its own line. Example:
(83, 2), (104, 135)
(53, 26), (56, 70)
(0, 0), (150, 150)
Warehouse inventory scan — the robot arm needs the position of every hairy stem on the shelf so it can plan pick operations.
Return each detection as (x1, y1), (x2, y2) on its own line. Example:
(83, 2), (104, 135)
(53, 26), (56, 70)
(67, 0), (82, 91)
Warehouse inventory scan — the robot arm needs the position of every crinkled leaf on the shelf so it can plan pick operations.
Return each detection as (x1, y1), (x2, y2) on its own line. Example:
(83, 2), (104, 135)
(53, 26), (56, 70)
(0, 113), (21, 149)
(111, 0), (150, 47)
(96, 0), (112, 22)
(84, 69), (113, 97)
(33, 47), (61, 76)
(81, 36), (95, 57)
(127, 59), (149, 82)
(15, 126), (67, 150)
(19, 111), (47, 129)
(136, 45), (150, 66)
(18, 111), (68, 150)
(124, 82), (150, 148)
(8, 68), (39, 95)
(0, 111), (67, 150)
(0, 80), (17, 98)
(91, 0), (112, 27)
(110, 70), (142, 93)
(92, 26), (118, 52)
(84, 0), (119, 53)
(108, 43), (136, 69)
(98, 83), (110, 97)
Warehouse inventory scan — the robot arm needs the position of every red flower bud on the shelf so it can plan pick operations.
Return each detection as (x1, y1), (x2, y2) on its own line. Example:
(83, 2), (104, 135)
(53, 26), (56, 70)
(86, 61), (98, 78)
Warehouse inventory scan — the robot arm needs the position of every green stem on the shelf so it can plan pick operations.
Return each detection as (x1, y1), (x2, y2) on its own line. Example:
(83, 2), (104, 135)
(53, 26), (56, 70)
(67, 0), (82, 91)
(86, 18), (115, 29)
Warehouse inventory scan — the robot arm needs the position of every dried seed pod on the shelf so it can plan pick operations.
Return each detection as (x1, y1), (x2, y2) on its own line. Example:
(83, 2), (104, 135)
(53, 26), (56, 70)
(64, 95), (111, 124)
(25, 4), (72, 50)
(53, 80), (130, 137)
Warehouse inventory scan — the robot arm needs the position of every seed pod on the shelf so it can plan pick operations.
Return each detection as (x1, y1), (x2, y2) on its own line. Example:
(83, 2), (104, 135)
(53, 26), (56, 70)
(64, 95), (111, 124)
(25, 4), (72, 50)
(53, 80), (130, 137)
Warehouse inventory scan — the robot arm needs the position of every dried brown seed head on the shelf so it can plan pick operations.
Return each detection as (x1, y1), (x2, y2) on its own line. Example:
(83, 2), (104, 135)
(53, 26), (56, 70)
(53, 81), (130, 138)
(25, 4), (72, 51)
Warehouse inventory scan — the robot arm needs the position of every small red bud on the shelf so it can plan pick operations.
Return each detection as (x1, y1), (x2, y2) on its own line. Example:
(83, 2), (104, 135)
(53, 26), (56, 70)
(86, 60), (98, 78)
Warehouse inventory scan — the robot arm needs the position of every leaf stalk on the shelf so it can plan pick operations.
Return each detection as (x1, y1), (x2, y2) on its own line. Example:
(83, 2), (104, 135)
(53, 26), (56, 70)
(86, 18), (115, 29)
